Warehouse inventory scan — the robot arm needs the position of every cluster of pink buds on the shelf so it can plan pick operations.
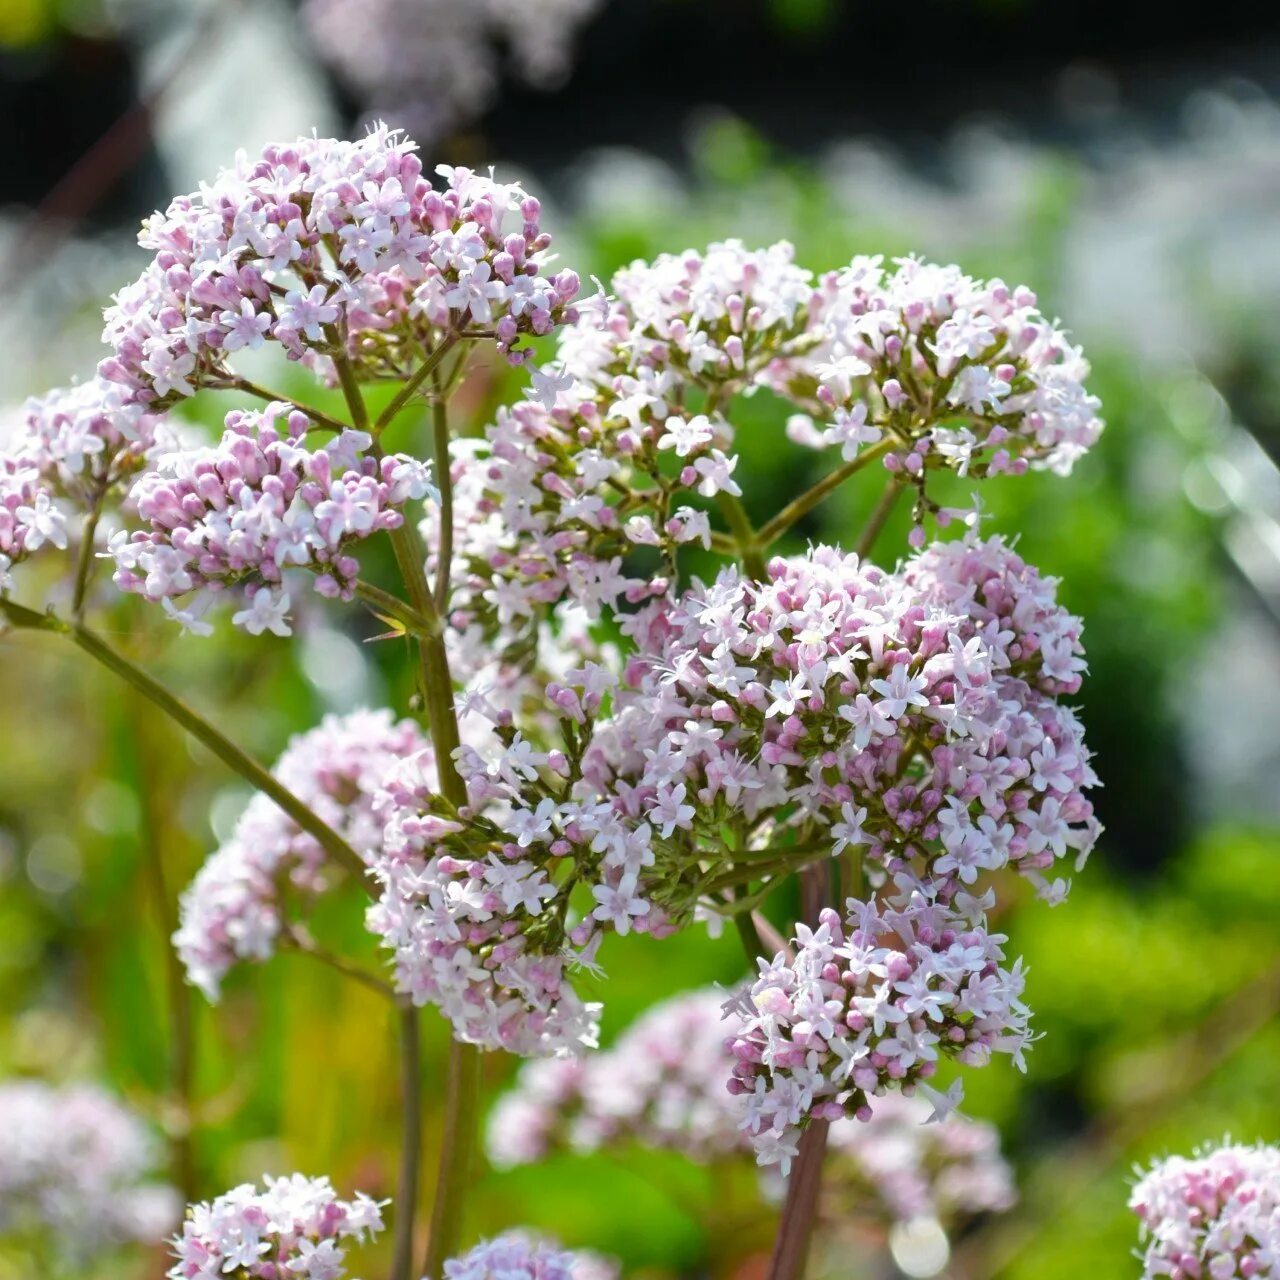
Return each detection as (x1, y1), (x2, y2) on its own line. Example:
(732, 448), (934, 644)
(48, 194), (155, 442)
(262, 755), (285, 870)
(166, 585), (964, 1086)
(100, 126), (581, 410)
(1129, 1141), (1280, 1280)
(365, 723), (617, 1058)
(727, 890), (1030, 1170)
(167, 1174), (384, 1279)
(175, 709), (430, 999)
(110, 402), (434, 635)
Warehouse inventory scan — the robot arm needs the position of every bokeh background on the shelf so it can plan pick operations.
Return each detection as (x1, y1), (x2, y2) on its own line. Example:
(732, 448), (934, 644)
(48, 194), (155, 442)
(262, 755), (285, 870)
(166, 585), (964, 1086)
(2, 2), (1278, 1278)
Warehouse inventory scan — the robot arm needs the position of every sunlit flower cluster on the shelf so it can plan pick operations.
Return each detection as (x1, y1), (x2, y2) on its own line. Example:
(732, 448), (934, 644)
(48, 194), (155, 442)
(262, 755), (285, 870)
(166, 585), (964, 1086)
(304, 0), (602, 143)
(727, 890), (1030, 1170)
(365, 700), (616, 1057)
(168, 1174), (384, 1279)
(440, 239), (1105, 650)
(0, 1080), (177, 1262)
(110, 402), (434, 635)
(438, 240), (815, 642)
(1129, 1141), (1280, 1280)
(586, 535), (1099, 912)
(175, 709), (430, 999)
(0, 380), (165, 593)
(792, 255), (1104, 525)
(99, 126), (581, 410)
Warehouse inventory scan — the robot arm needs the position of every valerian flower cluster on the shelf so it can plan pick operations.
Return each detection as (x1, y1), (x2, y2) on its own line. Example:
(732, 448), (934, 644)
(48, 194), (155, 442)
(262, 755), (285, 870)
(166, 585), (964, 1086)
(111, 403), (435, 635)
(168, 1175), (385, 1279)
(99, 126), (580, 412)
(1130, 1142), (1280, 1280)
(1, 380), (165, 592)
(0, 1080), (178, 1263)
(2, 123), (1116, 1277)
(487, 985), (1014, 1237)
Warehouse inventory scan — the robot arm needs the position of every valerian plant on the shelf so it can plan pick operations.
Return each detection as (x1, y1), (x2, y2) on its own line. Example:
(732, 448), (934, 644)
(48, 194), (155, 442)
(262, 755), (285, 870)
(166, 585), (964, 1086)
(0, 125), (1112, 1280)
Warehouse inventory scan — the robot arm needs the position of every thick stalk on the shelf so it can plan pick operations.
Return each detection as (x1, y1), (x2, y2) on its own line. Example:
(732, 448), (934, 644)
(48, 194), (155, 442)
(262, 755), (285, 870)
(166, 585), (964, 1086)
(755, 437), (895, 548)
(423, 1038), (481, 1278)
(768, 1123), (831, 1280)
(717, 492), (767, 579)
(391, 1007), (423, 1280)
(0, 599), (369, 886)
(386, 516), (481, 1276)
(375, 353), (479, 1273)
(430, 384), (452, 612)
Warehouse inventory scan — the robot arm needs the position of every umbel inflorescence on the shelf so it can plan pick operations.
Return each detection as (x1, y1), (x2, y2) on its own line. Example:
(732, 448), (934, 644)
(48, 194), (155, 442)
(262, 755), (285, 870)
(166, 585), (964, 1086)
(1130, 1142), (1280, 1280)
(0, 123), (1110, 1277)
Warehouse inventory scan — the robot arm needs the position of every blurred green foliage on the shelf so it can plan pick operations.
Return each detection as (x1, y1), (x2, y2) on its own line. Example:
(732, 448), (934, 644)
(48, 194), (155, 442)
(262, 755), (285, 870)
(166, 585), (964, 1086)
(0, 121), (1275, 1280)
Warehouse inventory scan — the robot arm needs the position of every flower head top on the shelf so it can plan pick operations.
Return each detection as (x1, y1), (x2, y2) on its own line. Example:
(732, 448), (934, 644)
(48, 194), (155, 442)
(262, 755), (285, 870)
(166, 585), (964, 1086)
(167, 1174), (384, 1279)
(175, 709), (431, 1000)
(100, 126), (581, 409)
(442, 241), (1104, 649)
(0, 1080), (178, 1263)
(1129, 1141), (1280, 1280)
(792, 255), (1104, 525)
(110, 401), (434, 635)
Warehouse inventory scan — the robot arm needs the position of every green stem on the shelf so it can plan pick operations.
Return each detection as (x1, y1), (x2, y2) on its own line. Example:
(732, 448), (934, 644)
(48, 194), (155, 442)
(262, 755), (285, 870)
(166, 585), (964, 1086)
(378, 371), (482, 1274)
(430, 382), (453, 613)
(347, 577), (438, 639)
(392, 1006), (423, 1280)
(717, 492), (767, 578)
(375, 335), (461, 433)
(0, 599), (369, 886)
(282, 925), (396, 999)
(755, 436), (895, 549)
(228, 379), (354, 434)
(853, 479), (903, 560)
(422, 1039), (481, 1278)
(71, 503), (103, 620)
(331, 347), (372, 433)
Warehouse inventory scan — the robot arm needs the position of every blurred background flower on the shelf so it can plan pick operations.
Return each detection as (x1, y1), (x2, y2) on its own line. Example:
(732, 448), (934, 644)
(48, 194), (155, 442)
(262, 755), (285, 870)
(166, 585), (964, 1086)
(0, 2), (1277, 1278)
